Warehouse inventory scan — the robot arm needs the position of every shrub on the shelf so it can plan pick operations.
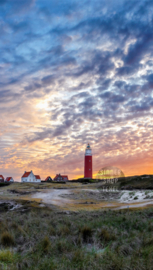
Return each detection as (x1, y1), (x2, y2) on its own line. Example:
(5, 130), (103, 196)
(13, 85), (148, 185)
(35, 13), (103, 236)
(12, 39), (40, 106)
(1, 232), (14, 247)
(80, 226), (93, 242)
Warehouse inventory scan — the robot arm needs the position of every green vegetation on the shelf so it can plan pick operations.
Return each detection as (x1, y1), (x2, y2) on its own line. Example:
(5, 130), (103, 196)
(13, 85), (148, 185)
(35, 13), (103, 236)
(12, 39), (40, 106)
(71, 178), (99, 183)
(118, 174), (153, 189)
(0, 204), (152, 269)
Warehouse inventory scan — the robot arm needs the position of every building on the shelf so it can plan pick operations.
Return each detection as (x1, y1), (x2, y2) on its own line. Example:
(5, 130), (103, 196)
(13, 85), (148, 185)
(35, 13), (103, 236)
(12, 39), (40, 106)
(62, 175), (69, 181)
(84, 143), (92, 178)
(5, 177), (14, 182)
(21, 171), (41, 183)
(35, 175), (41, 181)
(0, 175), (4, 183)
(45, 176), (52, 182)
(54, 174), (68, 181)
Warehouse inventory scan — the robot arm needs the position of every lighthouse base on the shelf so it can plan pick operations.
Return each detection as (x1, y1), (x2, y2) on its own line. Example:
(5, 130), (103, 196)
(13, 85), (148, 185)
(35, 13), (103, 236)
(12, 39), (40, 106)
(84, 155), (92, 178)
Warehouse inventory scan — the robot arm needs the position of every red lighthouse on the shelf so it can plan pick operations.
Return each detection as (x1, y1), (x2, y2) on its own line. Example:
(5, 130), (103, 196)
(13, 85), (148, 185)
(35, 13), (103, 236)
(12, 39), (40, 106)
(84, 144), (92, 178)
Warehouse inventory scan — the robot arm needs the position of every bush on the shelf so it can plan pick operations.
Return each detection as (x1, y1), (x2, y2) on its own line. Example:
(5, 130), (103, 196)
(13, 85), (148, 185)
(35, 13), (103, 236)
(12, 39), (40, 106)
(80, 226), (92, 242)
(1, 232), (14, 247)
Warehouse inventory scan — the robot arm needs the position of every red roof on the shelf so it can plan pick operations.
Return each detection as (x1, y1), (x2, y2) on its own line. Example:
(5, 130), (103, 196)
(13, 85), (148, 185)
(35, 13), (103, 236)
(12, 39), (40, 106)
(54, 174), (62, 180)
(45, 176), (51, 181)
(35, 175), (41, 179)
(54, 174), (68, 180)
(0, 175), (4, 180)
(5, 177), (13, 182)
(62, 175), (68, 180)
(22, 172), (31, 178)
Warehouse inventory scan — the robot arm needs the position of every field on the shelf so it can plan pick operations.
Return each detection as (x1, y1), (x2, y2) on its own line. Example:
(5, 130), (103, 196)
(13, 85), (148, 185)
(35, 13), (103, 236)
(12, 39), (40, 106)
(0, 203), (153, 269)
(0, 181), (153, 269)
(0, 181), (153, 211)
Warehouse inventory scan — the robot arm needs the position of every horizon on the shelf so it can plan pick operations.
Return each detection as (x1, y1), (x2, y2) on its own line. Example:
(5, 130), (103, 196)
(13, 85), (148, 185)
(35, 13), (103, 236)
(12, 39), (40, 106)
(0, 0), (153, 181)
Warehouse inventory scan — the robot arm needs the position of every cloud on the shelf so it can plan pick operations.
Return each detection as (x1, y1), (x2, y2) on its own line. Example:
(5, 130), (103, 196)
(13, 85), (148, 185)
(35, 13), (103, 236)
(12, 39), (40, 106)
(41, 75), (55, 86)
(124, 33), (153, 65)
(1, 0), (153, 180)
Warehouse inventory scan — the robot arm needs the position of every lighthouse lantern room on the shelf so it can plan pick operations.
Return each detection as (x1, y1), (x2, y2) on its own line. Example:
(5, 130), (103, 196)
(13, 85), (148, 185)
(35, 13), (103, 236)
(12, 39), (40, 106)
(84, 144), (92, 178)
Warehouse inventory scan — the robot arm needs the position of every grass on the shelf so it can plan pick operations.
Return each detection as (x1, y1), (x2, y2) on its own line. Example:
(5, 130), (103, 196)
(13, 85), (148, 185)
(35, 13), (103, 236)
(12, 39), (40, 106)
(0, 250), (14, 263)
(0, 202), (153, 269)
(98, 228), (116, 242)
(118, 174), (153, 189)
(129, 191), (135, 196)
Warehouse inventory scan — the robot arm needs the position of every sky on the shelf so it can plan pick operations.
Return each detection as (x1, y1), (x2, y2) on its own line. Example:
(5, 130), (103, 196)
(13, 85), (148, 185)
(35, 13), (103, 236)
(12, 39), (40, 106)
(0, 0), (153, 181)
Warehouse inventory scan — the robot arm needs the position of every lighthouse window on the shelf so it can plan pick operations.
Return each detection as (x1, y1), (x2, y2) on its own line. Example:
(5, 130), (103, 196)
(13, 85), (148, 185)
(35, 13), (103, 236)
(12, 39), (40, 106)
(89, 160), (91, 162)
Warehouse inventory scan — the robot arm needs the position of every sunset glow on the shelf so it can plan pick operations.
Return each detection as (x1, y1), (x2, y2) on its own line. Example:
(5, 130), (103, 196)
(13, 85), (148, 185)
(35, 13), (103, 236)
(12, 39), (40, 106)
(0, 0), (153, 181)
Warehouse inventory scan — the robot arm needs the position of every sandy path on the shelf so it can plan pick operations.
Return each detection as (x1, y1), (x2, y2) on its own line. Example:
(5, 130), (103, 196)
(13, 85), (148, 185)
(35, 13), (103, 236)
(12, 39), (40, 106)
(31, 188), (153, 210)
(31, 189), (73, 206)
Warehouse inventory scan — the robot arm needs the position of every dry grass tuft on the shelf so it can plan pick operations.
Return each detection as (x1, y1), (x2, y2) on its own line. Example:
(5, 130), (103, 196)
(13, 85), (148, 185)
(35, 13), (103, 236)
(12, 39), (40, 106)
(98, 228), (116, 242)
(41, 236), (50, 253)
(1, 231), (14, 247)
(57, 224), (70, 236)
(11, 222), (18, 230)
(117, 243), (133, 256)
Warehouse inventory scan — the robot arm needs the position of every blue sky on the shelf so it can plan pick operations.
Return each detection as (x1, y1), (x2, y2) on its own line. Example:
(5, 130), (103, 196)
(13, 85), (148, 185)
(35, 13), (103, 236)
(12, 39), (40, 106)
(0, 0), (153, 180)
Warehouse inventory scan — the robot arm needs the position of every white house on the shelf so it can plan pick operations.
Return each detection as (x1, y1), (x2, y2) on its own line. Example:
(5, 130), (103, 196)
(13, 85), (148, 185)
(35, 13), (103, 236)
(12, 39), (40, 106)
(21, 171), (41, 183)
(5, 177), (14, 183)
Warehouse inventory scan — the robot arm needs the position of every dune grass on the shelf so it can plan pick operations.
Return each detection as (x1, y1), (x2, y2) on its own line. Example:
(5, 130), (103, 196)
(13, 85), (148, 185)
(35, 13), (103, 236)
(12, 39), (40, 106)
(0, 204), (152, 269)
(118, 174), (153, 189)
